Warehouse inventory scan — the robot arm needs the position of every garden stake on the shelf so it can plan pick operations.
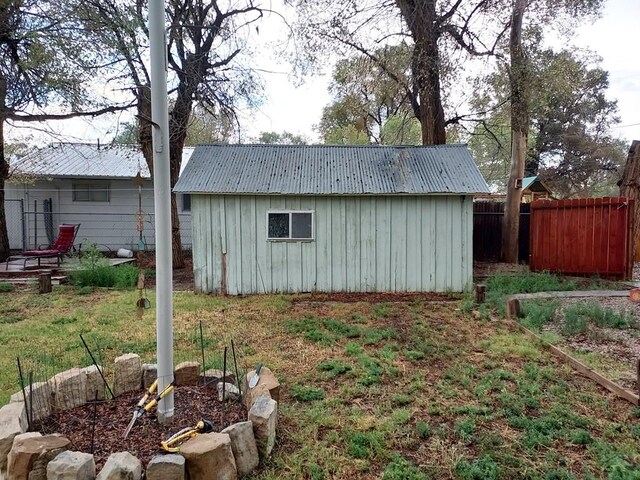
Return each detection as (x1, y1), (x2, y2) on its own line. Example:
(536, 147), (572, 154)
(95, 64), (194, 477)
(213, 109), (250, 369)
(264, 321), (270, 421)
(80, 334), (114, 399)
(231, 339), (241, 396)
(28, 371), (33, 432)
(90, 390), (98, 454)
(199, 321), (206, 385)
(222, 346), (228, 428)
(16, 357), (32, 430)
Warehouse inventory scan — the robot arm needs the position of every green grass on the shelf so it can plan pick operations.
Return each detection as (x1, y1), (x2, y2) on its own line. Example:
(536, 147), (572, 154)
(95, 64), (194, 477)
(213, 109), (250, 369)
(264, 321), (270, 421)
(0, 288), (638, 478)
(485, 272), (617, 315)
(562, 301), (637, 336)
(0, 283), (14, 293)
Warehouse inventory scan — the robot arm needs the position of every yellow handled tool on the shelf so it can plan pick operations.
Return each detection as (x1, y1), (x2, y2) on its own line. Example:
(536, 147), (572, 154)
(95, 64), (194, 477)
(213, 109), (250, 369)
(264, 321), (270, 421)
(123, 379), (175, 439)
(161, 420), (215, 452)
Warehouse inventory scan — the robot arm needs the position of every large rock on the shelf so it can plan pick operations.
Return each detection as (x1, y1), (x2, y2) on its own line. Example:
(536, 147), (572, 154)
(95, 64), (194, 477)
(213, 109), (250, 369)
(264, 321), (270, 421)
(200, 370), (235, 385)
(0, 403), (28, 476)
(7, 434), (70, 480)
(46, 451), (95, 480)
(220, 422), (258, 477)
(242, 367), (279, 411)
(81, 366), (105, 403)
(95, 452), (141, 480)
(113, 354), (142, 397)
(248, 397), (277, 460)
(10, 383), (53, 423)
(145, 454), (184, 480)
(173, 362), (199, 386)
(180, 433), (236, 480)
(51, 369), (87, 411)
(141, 365), (157, 390)
(217, 383), (240, 403)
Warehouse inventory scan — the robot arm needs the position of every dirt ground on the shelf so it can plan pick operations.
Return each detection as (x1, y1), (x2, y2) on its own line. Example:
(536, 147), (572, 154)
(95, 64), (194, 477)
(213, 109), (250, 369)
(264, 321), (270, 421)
(135, 251), (194, 291)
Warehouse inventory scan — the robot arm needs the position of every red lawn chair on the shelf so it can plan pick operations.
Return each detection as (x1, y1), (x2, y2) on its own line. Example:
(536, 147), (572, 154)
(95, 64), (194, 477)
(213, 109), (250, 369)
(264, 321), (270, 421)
(7, 224), (80, 269)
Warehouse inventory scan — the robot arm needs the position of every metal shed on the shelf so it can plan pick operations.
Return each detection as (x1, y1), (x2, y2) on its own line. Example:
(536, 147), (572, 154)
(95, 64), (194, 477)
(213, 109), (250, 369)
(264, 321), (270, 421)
(174, 144), (489, 294)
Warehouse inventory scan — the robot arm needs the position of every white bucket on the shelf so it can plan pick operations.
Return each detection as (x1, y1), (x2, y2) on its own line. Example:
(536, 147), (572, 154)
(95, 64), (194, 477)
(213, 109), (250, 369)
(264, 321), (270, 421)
(117, 248), (134, 258)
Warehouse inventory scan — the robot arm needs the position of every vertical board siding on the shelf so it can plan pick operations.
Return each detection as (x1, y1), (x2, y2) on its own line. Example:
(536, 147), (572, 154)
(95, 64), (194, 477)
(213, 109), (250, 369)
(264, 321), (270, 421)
(192, 194), (473, 294)
(530, 197), (633, 280)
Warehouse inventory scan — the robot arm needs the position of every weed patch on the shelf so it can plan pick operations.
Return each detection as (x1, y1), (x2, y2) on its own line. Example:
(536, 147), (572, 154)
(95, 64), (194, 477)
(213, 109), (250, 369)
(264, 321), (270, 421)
(455, 455), (501, 480)
(316, 360), (352, 379)
(291, 385), (326, 402)
(0, 283), (14, 293)
(383, 456), (428, 480)
(343, 430), (384, 459)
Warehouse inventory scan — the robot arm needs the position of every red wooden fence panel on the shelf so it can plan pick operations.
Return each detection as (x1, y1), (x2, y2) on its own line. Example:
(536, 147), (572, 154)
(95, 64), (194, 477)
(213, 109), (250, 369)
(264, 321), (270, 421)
(529, 197), (634, 280)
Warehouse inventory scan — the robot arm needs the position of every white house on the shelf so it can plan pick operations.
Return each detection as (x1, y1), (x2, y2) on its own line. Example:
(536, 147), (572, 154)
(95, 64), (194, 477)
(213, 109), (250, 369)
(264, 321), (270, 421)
(6, 143), (194, 252)
(174, 144), (490, 294)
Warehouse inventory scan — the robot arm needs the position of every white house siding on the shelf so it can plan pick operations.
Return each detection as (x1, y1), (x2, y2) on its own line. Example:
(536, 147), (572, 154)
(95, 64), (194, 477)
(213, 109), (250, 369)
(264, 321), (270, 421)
(191, 194), (473, 294)
(6, 179), (192, 251)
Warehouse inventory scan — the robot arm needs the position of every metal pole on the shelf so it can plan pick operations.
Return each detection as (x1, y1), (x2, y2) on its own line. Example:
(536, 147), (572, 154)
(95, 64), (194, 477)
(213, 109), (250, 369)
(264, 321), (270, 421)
(149, 0), (174, 422)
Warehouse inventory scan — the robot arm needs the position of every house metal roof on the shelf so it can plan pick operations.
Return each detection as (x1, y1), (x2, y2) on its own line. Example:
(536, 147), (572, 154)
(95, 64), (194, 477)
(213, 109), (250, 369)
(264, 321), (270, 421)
(10, 143), (194, 179)
(174, 144), (489, 195)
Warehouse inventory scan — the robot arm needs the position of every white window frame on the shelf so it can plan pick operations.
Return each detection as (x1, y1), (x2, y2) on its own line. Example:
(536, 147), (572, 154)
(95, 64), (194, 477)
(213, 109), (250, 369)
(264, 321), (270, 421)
(266, 210), (315, 241)
(72, 182), (110, 203)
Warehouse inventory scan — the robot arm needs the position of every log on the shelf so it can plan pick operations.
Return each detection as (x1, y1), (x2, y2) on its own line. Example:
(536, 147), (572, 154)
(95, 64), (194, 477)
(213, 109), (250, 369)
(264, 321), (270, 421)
(39, 273), (52, 294)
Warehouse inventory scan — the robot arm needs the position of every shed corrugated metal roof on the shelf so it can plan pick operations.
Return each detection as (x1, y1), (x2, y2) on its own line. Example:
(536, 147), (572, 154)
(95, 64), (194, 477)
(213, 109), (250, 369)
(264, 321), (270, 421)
(11, 143), (194, 179)
(174, 144), (489, 195)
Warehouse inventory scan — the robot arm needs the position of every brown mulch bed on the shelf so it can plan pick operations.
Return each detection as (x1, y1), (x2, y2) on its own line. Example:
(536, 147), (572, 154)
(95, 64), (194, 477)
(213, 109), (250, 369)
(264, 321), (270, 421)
(291, 291), (461, 303)
(35, 383), (246, 470)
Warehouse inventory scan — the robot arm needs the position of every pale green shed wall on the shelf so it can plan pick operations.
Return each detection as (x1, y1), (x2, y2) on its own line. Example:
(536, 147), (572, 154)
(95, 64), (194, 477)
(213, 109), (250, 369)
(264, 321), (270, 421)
(191, 195), (473, 294)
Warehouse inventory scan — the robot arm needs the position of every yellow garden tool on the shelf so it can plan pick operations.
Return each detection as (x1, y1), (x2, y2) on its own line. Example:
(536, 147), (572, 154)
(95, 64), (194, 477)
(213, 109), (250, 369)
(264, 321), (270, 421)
(123, 379), (175, 439)
(161, 419), (215, 452)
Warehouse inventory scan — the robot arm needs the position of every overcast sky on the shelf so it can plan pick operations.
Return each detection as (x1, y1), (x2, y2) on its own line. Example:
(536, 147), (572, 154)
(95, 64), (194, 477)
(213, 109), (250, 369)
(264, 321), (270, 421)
(8, 0), (639, 147)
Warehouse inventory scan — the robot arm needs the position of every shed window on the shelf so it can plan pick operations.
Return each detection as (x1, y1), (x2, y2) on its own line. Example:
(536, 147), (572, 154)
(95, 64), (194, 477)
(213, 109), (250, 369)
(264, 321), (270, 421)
(182, 194), (191, 212)
(267, 211), (314, 241)
(72, 183), (110, 202)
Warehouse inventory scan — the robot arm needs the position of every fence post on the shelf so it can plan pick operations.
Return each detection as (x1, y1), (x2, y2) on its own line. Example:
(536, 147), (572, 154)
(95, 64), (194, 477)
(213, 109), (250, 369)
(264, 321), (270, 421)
(20, 199), (26, 251)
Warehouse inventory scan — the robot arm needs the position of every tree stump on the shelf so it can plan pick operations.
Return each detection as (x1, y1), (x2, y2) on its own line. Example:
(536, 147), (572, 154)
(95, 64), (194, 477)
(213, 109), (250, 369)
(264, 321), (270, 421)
(39, 273), (52, 294)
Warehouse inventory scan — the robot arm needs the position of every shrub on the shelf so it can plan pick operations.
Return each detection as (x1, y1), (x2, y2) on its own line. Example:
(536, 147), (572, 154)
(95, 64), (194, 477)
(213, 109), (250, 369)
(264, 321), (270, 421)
(69, 243), (138, 288)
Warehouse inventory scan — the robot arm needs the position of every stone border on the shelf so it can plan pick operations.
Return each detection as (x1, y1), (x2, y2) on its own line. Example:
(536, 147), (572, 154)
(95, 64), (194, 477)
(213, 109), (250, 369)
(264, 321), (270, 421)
(0, 354), (280, 480)
(506, 291), (640, 406)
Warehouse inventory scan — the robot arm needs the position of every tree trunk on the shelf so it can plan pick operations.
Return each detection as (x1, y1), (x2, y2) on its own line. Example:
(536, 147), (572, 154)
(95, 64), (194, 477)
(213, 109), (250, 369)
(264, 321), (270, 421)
(137, 84), (185, 268)
(502, 0), (529, 263)
(619, 140), (640, 260)
(396, 0), (446, 145)
(0, 75), (11, 262)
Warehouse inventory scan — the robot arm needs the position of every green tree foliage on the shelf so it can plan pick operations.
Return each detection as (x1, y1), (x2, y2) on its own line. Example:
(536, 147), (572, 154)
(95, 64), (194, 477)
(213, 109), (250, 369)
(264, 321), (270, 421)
(471, 46), (624, 197)
(78, 0), (266, 266)
(318, 45), (421, 146)
(0, 0), (123, 260)
(257, 131), (308, 145)
(288, 0), (511, 145)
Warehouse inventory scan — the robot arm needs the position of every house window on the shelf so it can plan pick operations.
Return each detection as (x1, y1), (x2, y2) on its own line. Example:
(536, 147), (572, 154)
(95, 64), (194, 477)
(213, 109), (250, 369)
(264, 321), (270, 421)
(267, 211), (314, 241)
(182, 194), (191, 212)
(72, 183), (110, 202)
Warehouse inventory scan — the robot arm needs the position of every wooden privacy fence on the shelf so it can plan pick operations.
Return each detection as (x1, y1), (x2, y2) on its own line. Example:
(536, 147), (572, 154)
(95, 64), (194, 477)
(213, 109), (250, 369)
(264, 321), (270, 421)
(530, 197), (634, 280)
(473, 202), (530, 262)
